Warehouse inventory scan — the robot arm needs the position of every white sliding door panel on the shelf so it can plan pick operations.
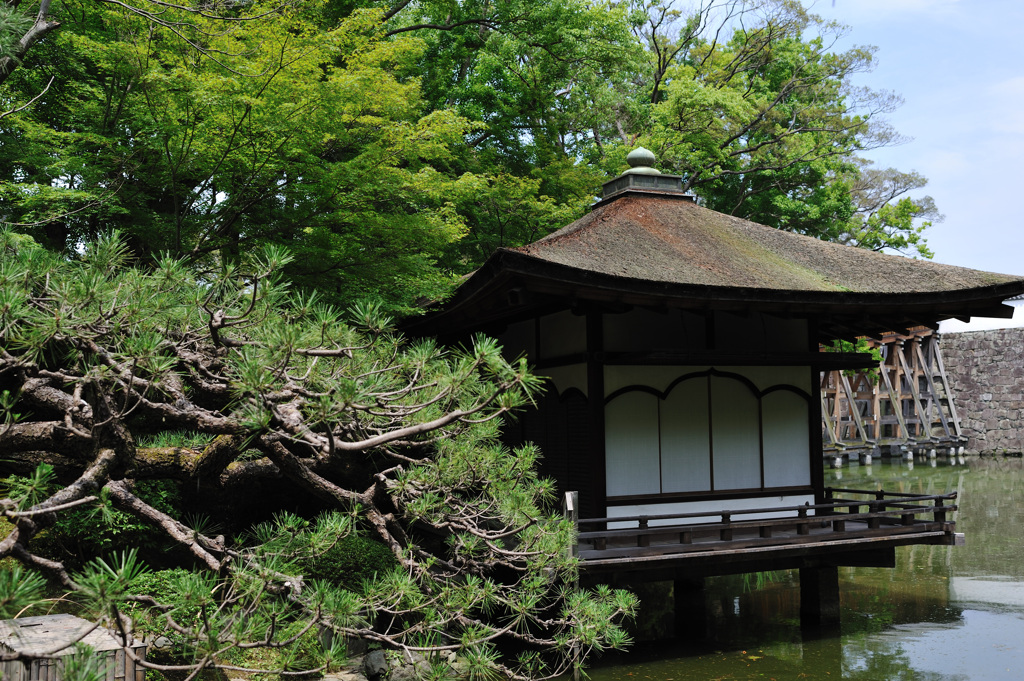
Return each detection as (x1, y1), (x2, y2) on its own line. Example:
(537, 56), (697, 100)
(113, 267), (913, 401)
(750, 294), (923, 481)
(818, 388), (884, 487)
(605, 392), (660, 496)
(603, 369), (812, 501)
(710, 377), (761, 490)
(660, 379), (711, 493)
(762, 391), (811, 487)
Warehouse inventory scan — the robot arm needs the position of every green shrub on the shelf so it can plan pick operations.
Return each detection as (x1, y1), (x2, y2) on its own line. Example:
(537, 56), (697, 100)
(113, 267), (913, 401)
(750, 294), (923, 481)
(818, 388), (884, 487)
(121, 568), (207, 667)
(135, 431), (216, 450)
(300, 534), (398, 592)
(1, 470), (181, 568)
(125, 568), (194, 609)
(48, 480), (182, 566)
(123, 569), (195, 626)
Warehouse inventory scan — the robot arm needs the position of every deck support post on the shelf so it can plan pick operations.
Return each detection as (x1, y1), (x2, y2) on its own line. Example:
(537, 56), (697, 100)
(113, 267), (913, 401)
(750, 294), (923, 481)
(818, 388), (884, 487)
(799, 566), (840, 630)
(674, 578), (707, 640)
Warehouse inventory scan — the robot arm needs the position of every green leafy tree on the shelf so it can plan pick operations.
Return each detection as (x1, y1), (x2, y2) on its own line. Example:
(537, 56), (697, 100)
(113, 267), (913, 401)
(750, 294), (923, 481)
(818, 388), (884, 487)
(0, 231), (636, 679)
(0, 0), (651, 310)
(838, 164), (939, 257)
(590, 0), (937, 257)
(385, 0), (646, 273)
(2, 0), (942, 312)
(0, 0), (293, 89)
(0, 2), (501, 312)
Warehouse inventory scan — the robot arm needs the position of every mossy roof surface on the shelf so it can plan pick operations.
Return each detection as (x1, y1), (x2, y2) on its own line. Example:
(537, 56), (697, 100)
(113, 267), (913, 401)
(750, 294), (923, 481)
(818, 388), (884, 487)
(511, 194), (1020, 294)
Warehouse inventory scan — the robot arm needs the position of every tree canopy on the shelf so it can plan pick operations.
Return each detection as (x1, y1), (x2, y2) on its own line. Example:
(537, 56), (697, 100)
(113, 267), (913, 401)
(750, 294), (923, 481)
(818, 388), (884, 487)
(2, 1), (499, 311)
(0, 230), (635, 678)
(1, 0), (938, 318)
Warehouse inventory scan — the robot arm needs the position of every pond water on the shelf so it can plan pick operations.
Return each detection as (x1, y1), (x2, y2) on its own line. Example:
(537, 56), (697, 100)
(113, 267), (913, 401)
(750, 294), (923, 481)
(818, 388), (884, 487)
(586, 456), (1024, 681)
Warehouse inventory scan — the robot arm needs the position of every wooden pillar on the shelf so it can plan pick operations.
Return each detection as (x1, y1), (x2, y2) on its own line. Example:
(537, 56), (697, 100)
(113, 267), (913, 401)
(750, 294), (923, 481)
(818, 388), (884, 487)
(870, 355), (882, 443)
(799, 566), (841, 630)
(563, 491), (579, 560)
(809, 319), (825, 504)
(674, 577), (707, 641)
(892, 341), (905, 440)
(933, 334), (964, 441)
(586, 309), (606, 517)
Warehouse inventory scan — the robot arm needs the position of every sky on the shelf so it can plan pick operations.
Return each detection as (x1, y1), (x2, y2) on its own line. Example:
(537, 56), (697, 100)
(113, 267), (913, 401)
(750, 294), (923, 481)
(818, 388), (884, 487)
(816, 0), (1024, 330)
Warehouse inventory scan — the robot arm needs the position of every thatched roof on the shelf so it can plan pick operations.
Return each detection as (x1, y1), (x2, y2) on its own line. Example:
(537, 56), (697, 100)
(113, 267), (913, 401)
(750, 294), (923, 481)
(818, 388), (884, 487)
(519, 194), (1018, 294)
(407, 190), (1024, 341)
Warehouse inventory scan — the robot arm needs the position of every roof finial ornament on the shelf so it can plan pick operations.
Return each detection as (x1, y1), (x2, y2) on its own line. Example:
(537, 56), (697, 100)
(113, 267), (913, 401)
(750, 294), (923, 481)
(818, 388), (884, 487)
(598, 146), (687, 202)
(624, 147), (661, 175)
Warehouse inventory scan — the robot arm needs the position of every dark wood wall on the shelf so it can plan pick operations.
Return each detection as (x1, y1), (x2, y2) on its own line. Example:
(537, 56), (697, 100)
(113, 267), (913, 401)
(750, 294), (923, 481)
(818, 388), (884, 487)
(503, 386), (601, 519)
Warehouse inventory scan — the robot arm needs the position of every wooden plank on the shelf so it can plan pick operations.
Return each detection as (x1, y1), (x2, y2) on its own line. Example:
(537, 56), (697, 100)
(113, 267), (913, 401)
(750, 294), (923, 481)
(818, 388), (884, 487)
(832, 373), (846, 440)
(597, 350), (879, 368)
(908, 337), (930, 436)
(891, 345), (906, 440)
(932, 337), (964, 439)
(580, 491), (955, 528)
(585, 524), (950, 557)
(840, 372), (872, 444)
(896, 341), (931, 442)
(915, 341), (951, 438)
(868, 370), (881, 442)
(821, 392), (841, 447)
(878, 357), (910, 442)
(579, 506), (955, 551)
(137, 650), (147, 681)
(578, 527), (953, 563)
(828, 486), (956, 500)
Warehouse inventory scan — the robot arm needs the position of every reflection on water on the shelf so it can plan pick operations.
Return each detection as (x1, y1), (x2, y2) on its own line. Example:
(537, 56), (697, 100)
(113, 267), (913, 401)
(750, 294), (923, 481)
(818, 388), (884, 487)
(587, 457), (1024, 681)
(951, 578), (1024, 608)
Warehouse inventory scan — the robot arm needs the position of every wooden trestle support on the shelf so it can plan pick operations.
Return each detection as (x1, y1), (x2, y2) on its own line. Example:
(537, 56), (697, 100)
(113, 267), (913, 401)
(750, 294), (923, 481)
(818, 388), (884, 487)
(821, 328), (966, 461)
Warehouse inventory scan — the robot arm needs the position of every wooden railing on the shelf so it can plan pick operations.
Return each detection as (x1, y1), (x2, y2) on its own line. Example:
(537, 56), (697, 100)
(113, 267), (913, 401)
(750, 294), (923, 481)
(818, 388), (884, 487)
(568, 488), (957, 558)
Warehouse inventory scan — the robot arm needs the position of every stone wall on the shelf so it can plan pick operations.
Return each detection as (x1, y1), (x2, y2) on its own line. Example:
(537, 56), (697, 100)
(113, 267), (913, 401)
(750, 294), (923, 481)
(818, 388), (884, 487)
(940, 328), (1024, 455)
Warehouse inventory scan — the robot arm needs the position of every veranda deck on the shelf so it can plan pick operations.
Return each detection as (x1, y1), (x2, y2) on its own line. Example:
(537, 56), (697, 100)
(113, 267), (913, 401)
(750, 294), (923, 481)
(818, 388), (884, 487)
(568, 488), (962, 578)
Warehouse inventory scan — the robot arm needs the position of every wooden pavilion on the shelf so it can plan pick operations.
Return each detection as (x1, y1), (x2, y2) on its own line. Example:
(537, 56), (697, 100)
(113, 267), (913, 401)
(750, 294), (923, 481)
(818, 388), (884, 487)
(404, 148), (1024, 629)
